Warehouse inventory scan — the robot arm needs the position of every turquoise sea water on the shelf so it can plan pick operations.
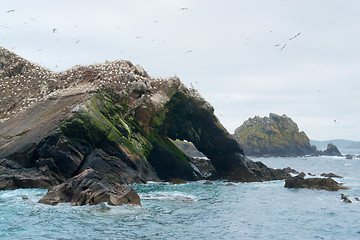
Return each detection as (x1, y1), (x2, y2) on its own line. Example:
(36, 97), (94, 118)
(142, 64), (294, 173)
(1, 155), (360, 240)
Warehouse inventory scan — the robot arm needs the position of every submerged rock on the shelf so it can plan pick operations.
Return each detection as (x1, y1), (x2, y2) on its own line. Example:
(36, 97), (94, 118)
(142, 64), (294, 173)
(203, 181), (213, 185)
(225, 183), (235, 186)
(169, 178), (187, 184)
(284, 176), (348, 191)
(39, 168), (141, 206)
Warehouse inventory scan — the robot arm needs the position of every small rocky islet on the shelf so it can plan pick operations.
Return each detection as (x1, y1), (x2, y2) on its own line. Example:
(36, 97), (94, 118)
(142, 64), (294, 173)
(233, 113), (343, 157)
(0, 47), (293, 206)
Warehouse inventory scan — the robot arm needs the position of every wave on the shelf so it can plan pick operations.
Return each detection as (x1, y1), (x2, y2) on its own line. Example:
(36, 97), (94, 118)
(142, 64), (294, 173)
(140, 192), (196, 202)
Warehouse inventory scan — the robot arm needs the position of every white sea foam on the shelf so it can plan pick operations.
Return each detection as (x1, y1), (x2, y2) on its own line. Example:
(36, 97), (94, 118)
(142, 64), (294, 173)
(141, 191), (196, 202)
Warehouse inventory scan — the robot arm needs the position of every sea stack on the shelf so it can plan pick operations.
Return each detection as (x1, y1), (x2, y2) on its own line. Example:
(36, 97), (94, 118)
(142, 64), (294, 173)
(233, 113), (317, 157)
(0, 47), (290, 194)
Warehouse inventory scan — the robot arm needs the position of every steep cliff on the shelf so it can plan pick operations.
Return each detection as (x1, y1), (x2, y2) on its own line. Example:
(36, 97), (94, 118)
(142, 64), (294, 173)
(234, 113), (317, 157)
(0, 47), (289, 190)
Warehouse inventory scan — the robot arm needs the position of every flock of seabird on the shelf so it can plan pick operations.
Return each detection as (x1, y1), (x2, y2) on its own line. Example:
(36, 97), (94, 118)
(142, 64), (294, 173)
(0, 47), (179, 123)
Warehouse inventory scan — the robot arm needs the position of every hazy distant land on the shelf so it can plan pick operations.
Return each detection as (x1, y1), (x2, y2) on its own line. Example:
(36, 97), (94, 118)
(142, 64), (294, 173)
(311, 139), (360, 150)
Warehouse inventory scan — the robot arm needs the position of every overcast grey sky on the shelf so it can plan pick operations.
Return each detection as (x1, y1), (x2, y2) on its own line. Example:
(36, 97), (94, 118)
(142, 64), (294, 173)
(1, 0), (359, 140)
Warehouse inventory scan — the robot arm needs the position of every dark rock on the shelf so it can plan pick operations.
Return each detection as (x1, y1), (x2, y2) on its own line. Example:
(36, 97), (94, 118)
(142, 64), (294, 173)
(188, 157), (216, 179)
(77, 149), (157, 184)
(0, 171), (55, 190)
(322, 143), (342, 156)
(0, 158), (59, 190)
(38, 168), (141, 206)
(225, 183), (235, 186)
(355, 197), (360, 201)
(283, 167), (300, 175)
(341, 194), (352, 203)
(297, 172), (306, 178)
(321, 173), (343, 178)
(284, 176), (348, 191)
(246, 161), (291, 181)
(308, 173), (316, 176)
(345, 154), (354, 160)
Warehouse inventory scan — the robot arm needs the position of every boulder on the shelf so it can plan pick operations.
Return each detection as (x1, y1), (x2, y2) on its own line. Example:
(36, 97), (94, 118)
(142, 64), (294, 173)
(284, 176), (348, 191)
(38, 168), (141, 206)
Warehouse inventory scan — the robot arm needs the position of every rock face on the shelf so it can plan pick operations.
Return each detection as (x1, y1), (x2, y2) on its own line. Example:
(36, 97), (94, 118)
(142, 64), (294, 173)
(234, 113), (317, 157)
(0, 47), (290, 192)
(38, 168), (141, 206)
(173, 140), (207, 158)
(284, 176), (348, 191)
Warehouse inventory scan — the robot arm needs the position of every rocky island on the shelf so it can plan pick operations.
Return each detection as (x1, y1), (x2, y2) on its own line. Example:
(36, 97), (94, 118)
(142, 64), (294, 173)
(0, 47), (289, 205)
(233, 113), (342, 157)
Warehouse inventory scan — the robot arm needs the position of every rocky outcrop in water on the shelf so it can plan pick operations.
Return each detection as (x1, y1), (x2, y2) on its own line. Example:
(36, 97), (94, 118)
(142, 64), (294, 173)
(233, 113), (344, 157)
(320, 173), (343, 178)
(38, 168), (141, 206)
(284, 175), (348, 191)
(341, 194), (352, 203)
(0, 47), (290, 194)
(322, 143), (342, 156)
(234, 113), (317, 157)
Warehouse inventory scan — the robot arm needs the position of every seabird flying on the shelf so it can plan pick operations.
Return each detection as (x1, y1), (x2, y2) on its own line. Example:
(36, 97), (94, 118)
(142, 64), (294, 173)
(289, 32), (301, 41)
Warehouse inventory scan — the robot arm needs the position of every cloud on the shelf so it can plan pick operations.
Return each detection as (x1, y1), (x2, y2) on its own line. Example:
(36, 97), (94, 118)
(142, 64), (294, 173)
(1, 0), (359, 140)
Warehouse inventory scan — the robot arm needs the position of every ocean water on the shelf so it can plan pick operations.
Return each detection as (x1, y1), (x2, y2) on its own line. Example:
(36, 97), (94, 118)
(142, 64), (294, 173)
(1, 156), (360, 240)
